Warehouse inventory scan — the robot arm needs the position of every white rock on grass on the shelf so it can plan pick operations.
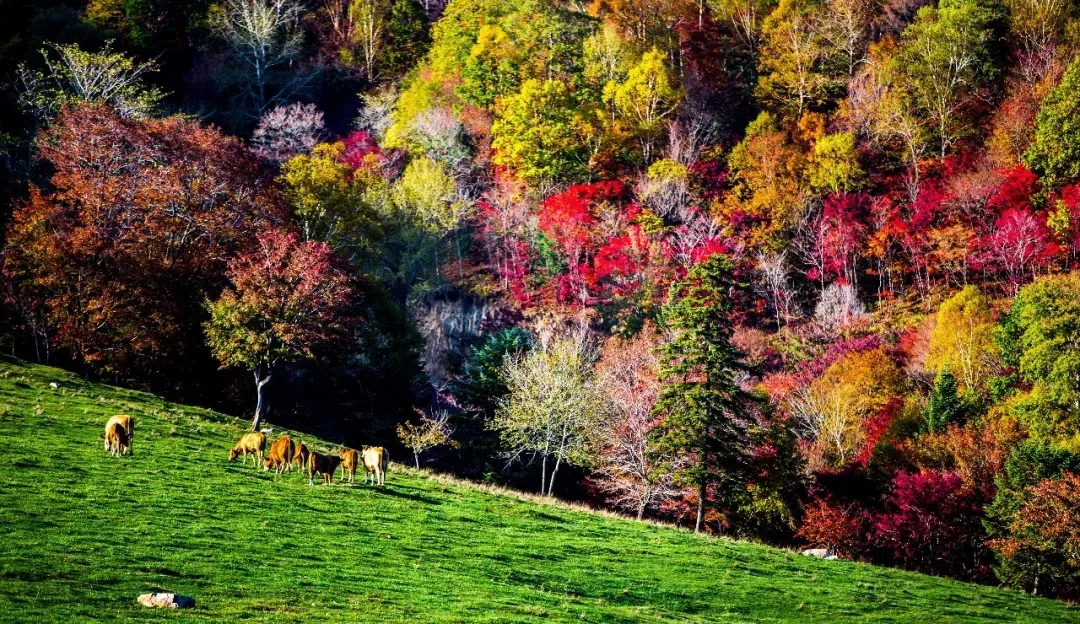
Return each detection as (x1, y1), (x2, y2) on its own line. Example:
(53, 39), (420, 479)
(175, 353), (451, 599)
(137, 593), (195, 609)
(800, 548), (838, 560)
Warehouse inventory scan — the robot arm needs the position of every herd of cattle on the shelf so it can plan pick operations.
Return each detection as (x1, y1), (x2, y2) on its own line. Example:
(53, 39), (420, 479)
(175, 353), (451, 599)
(101, 414), (389, 487)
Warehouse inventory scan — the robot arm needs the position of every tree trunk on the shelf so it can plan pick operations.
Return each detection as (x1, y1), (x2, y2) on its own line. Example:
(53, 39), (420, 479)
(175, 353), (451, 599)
(251, 369), (271, 431)
(637, 498), (647, 521)
(455, 229), (464, 280)
(414, 452), (420, 469)
(695, 479), (706, 533)
(540, 454), (547, 494)
(547, 455), (562, 497)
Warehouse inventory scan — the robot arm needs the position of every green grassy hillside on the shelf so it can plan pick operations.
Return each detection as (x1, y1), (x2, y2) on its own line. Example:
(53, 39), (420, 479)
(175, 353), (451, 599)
(0, 357), (1074, 623)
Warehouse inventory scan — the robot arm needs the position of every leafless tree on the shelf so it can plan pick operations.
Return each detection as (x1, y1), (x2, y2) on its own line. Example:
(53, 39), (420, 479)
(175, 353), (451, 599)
(848, 60), (928, 201)
(355, 85), (398, 141)
(410, 107), (473, 174)
(708, 0), (768, 51)
(213, 0), (307, 116)
(353, 0), (391, 80)
(637, 168), (690, 220)
(755, 251), (798, 328)
(15, 41), (163, 123)
(821, 0), (874, 77)
(814, 283), (867, 333)
(251, 102), (328, 163)
(789, 382), (860, 469)
(593, 327), (683, 520)
(670, 208), (724, 267)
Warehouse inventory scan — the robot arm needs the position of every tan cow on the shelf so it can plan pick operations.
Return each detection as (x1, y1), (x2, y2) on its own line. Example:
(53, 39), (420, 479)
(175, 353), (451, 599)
(308, 451), (342, 486)
(263, 436), (295, 474)
(100, 419), (128, 457)
(339, 448), (358, 484)
(362, 446), (389, 486)
(292, 441), (309, 474)
(102, 414), (134, 456)
(229, 432), (266, 467)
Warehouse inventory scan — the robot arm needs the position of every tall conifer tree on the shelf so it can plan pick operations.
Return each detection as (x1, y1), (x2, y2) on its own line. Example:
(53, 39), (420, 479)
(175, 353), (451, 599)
(653, 255), (754, 533)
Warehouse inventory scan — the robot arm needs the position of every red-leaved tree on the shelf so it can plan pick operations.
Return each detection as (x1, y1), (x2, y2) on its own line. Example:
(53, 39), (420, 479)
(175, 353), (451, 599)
(796, 501), (867, 559)
(538, 182), (624, 305)
(2, 104), (286, 384)
(870, 470), (990, 580)
(204, 229), (354, 430)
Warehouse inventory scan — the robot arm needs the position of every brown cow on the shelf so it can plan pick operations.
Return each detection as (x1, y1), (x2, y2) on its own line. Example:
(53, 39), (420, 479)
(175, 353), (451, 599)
(339, 448), (358, 484)
(307, 451), (342, 486)
(263, 436), (295, 474)
(292, 441), (309, 474)
(100, 419), (128, 457)
(362, 446), (389, 486)
(229, 432), (266, 467)
(102, 414), (134, 456)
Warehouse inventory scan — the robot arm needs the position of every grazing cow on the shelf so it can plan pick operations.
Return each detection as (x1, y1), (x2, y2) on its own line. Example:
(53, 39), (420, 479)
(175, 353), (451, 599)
(101, 414), (134, 456)
(263, 436), (296, 474)
(100, 419), (127, 457)
(292, 441), (309, 474)
(308, 451), (342, 486)
(229, 432), (267, 467)
(362, 446), (389, 486)
(339, 448), (358, 484)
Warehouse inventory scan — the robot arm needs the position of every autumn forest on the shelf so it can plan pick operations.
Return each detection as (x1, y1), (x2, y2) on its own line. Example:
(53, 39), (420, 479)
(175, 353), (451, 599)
(2, 0), (1080, 600)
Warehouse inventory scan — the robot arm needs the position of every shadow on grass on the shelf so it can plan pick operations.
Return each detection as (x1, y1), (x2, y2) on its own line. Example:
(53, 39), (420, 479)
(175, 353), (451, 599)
(370, 485), (440, 505)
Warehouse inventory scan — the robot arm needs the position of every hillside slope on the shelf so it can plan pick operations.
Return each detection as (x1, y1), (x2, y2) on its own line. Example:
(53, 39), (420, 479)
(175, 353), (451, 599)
(0, 357), (1074, 623)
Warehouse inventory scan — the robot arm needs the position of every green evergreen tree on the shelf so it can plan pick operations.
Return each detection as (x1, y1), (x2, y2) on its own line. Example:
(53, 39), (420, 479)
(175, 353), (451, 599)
(652, 255), (754, 533)
(450, 328), (535, 480)
(925, 365), (963, 433)
(456, 327), (535, 419)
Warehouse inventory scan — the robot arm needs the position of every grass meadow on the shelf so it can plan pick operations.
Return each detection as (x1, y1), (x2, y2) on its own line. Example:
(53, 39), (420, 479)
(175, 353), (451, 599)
(0, 357), (1075, 623)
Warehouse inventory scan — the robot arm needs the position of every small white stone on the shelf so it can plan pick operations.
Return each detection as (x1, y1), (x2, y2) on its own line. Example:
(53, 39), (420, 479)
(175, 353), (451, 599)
(137, 593), (195, 609)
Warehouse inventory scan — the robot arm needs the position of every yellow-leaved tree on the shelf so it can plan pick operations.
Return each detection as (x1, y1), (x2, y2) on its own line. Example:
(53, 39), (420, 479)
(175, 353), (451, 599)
(603, 47), (682, 163)
(927, 285), (999, 393)
(790, 347), (905, 469)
